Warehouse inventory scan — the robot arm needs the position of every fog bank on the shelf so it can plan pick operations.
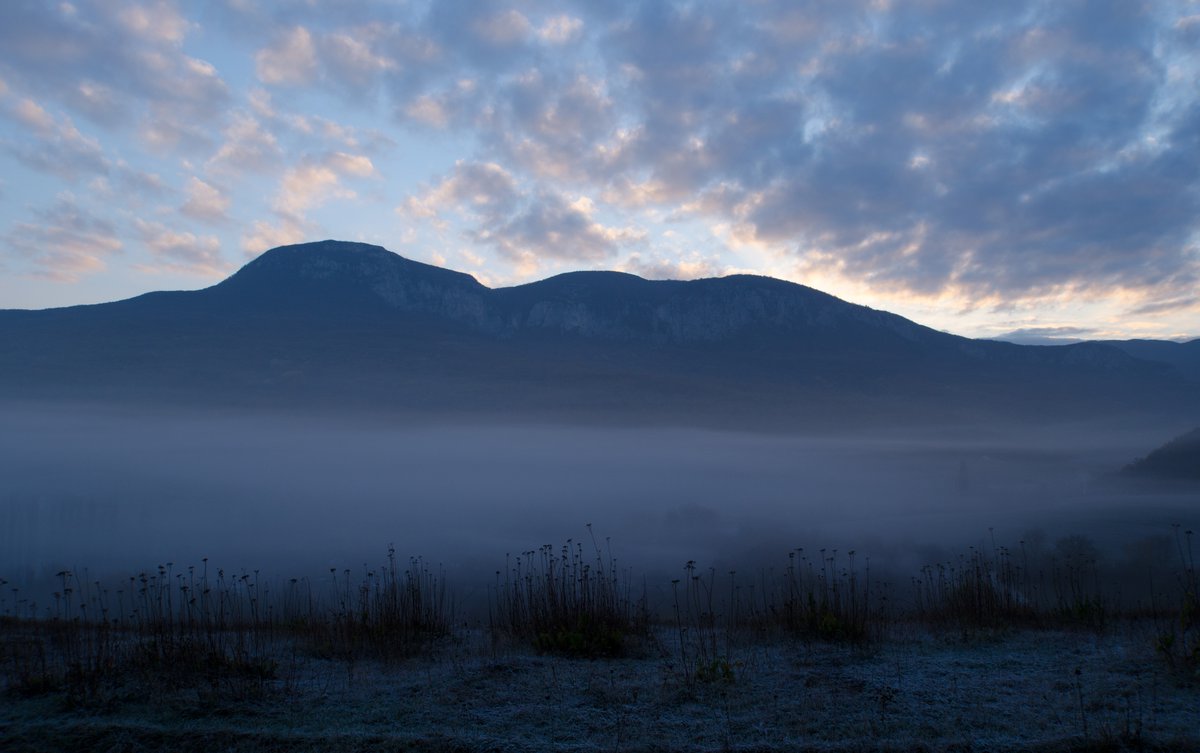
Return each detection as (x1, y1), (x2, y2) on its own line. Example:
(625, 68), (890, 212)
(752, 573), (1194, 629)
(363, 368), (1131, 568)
(2, 404), (1194, 610)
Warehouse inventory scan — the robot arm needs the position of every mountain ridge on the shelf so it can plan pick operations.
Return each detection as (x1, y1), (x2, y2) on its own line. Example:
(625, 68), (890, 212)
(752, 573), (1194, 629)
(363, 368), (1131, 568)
(208, 240), (952, 346)
(1, 239), (1195, 429)
(4, 239), (1193, 356)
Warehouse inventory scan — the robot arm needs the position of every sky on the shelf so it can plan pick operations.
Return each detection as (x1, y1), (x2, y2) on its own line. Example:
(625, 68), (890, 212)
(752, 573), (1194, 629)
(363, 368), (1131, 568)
(0, 1), (1197, 342)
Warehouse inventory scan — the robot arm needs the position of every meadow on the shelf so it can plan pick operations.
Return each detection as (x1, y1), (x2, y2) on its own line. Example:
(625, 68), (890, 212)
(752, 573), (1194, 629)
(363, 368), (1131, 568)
(2, 525), (1197, 752)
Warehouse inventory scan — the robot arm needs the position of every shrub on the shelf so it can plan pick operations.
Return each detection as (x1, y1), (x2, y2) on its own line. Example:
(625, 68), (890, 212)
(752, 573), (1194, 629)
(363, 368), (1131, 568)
(490, 527), (648, 658)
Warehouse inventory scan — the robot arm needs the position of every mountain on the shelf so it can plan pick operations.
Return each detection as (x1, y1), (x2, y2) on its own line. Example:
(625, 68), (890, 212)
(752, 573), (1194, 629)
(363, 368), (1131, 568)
(1123, 428), (1200, 481)
(1101, 339), (1200, 382)
(1, 239), (1196, 429)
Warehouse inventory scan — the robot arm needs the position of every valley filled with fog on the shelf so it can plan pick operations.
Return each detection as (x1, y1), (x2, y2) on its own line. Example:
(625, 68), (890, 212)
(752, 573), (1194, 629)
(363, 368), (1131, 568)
(2, 403), (1195, 610)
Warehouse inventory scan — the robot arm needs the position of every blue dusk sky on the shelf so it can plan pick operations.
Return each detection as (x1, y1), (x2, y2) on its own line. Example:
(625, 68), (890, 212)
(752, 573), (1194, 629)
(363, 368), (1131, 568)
(0, 0), (1197, 342)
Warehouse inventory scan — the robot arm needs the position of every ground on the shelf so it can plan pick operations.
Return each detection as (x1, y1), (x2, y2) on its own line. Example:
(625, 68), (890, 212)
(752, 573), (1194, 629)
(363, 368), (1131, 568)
(2, 623), (1196, 752)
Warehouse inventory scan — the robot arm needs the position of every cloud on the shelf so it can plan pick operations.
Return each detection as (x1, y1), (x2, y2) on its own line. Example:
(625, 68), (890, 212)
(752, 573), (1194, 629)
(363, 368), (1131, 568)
(403, 95), (451, 129)
(2, 195), (123, 281)
(993, 326), (1096, 345)
(536, 16), (583, 45)
(274, 166), (350, 215)
(401, 161), (520, 219)
(0, 2), (229, 126)
(481, 71), (618, 180)
(1127, 295), (1199, 317)
(179, 177), (231, 224)
(327, 151), (375, 177)
(139, 106), (216, 153)
(401, 80), (478, 129)
(519, 0), (1200, 309)
(344, 0), (1200, 312)
(133, 218), (228, 275)
(403, 162), (643, 269)
(424, 0), (534, 69)
(206, 112), (283, 173)
(2, 97), (109, 180)
(64, 79), (124, 125)
(321, 25), (398, 91)
(116, 1), (192, 45)
(115, 164), (167, 196)
(472, 9), (531, 46)
(11, 98), (55, 131)
(272, 151), (375, 216)
(256, 26), (319, 86)
(0, 0), (1195, 330)
(1, 95), (167, 196)
(619, 252), (726, 281)
(241, 216), (307, 257)
(481, 192), (641, 265)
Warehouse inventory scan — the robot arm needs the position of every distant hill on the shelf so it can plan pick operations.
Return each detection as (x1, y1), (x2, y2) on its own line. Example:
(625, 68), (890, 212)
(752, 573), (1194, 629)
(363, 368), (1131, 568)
(1, 239), (1197, 429)
(1101, 339), (1200, 382)
(1123, 428), (1200, 481)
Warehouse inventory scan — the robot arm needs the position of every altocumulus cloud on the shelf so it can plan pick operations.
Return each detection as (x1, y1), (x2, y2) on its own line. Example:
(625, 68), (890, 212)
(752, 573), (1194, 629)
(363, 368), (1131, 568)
(386, 0), (1200, 311)
(4, 195), (122, 281)
(401, 161), (644, 272)
(180, 177), (231, 225)
(0, 0), (1195, 335)
(132, 219), (227, 277)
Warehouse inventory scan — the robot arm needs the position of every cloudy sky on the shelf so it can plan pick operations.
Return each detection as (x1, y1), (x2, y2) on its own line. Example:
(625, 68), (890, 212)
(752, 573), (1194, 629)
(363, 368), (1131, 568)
(0, 1), (1197, 341)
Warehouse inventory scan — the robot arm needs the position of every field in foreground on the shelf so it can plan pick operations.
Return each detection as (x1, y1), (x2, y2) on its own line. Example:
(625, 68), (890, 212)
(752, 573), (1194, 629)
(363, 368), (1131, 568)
(4, 525), (1198, 751)
(2, 623), (1198, 753)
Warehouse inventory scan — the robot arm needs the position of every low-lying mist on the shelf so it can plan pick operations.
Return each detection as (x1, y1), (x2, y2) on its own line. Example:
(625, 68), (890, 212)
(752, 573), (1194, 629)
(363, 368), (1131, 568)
(2, 402), (1194, 611)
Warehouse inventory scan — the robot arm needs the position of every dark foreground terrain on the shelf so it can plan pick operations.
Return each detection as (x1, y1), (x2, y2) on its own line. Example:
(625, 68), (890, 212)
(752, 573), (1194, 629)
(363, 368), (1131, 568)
(4, 523), (1199, 753)
(3, 624), (1198, 753)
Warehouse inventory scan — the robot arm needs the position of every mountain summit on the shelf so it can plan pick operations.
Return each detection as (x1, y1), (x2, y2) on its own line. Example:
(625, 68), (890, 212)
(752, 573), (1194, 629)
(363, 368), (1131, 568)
(212, 240), (490, 317)
(1, 240), (1196, 428)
